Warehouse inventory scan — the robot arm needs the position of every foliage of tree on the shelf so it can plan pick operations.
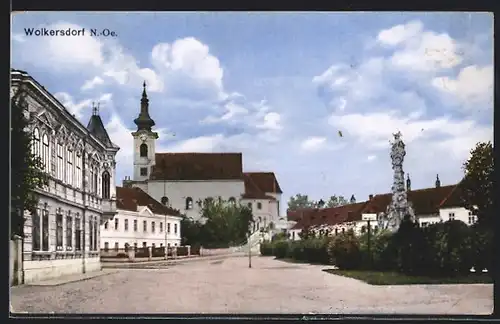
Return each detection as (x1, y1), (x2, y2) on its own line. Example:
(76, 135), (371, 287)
(287, 193), (317, 211)
(325, 195), (349, 208)
(460, 141), (494, 228)
(181, 198), (254, 249)
(10, 85), (49, 238)
(327, 231), (362, 270)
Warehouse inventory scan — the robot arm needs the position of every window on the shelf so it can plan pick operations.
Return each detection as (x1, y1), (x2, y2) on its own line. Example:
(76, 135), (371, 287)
(134, 243), (138, 252)
(292, 231), (295, 240)
(247, 202), (252, 209)
(75, 214), (81, 251)
(89, 167), (94, 193)
(448, 213), (455, 221)
(42, 134), (50, 172)
(140, 143), (148, 157)
(257, 202), (262, 210)
(32, 209), (41, 251)
(160, 222), (163, 233)
(228, 197), (236, 205)
(66, 148), (73, 185)
(114, 218), (119, 230)
(152, 221), (156, 233)
(93, 217), (98, 251)
(341, 228), (345, 233)
(277, 201), (280, 216)
(142, 242), (147, 248)
(335, 228), (338, 235)
(143, 220), (147, 232)
(104, 242), (109, 252)
(133, 219), (138, 232)
(140, 168), (148, 176)
(421, 222), (428, 227)
(89, 216), (94, 252)
(66, 211), (73, 250)
(114, 242), (119, 251)
(104, 221), (108, 230)
(152, 243), (156, 248)
(93, 166), (98, 194)
(57, 143), (64, 180)
(75, 153), (82, 188)
(174, 224), (177, 234)
(361, 226), (366, 234)
(32, 128), (40, 157)
(56, 211), (63, 251)
(167, 223), (171, 233)
(185, 197), (193, 210)
(102, 171), (111, 199)
(468, 212), (476, 225)
(124, 219), (129, 231)
(161, 196), (169, 206)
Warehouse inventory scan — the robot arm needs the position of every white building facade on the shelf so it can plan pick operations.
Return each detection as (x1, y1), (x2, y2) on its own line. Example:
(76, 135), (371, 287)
(11, 69), (119, 283)
(100, 187), (182, 250)
(122, 83), (282, 232)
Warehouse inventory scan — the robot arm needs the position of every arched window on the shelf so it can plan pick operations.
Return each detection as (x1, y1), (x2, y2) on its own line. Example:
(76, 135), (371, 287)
(140, 144), (148, 157)
(228, 197), (236, 205)
(102, 171), (110, 199)
(185, 197), (193, 210)
(32, 128), (40, 157)
(161, 196), (169, 206)
(57, 142), (64, 180)
(66, 148), (73, 185)
(42, 134), (49, 172)
(75, 153), (82, 189)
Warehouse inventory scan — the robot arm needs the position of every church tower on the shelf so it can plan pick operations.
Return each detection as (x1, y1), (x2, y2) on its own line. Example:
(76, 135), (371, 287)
(131, 81), (158, 181)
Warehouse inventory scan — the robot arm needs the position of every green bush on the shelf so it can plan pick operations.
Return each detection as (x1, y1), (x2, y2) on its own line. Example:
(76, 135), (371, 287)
(260, 241), (273, 256)
(469, 224), (493, 272)
(303, 237), (331, 264)
(273, 240), (290, 259)
(289, 240), (306, 261)
(327, 232), (361, 270)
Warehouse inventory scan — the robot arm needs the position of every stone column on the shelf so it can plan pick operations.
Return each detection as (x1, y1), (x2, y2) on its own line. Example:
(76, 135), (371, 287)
(187, 245), (191, 257)
(148, 246), (152, 261)
(11, 235), (23, 286)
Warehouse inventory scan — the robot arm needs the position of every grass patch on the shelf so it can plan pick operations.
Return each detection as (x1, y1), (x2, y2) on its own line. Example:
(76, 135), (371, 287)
(323, 269), (493, 285)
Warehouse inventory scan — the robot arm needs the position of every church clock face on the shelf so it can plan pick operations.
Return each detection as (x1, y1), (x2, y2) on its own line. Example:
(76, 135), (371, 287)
(139, 134), (147, 142)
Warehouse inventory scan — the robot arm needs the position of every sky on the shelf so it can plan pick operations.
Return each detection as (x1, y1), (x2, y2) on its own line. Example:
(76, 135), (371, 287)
(12, 12), (493, 214)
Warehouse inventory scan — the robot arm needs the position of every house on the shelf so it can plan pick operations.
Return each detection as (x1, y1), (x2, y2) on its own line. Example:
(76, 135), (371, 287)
(121, 83), (283, 233)
(100, 187), (182, 253)
(287, 179), (477, 240)
(11, 69), (119, 284)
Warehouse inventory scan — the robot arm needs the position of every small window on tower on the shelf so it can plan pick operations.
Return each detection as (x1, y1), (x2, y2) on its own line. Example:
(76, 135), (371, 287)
(140, 168), (148, 176)
(140, 144), (148, 157)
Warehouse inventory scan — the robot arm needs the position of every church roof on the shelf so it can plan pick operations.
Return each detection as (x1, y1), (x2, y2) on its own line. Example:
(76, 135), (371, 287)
(243, 172), (282, 194)
(116, 186), (180, 215)
(289, 202), (368, 230)
(86, 114), (118, 149)
(241, 173), (276, 200)
(150, 152), (243, 181)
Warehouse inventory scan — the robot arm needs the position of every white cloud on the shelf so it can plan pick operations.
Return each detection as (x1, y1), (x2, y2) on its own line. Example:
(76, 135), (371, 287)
(377, 20), (463, 71)
(432, 65), (494, 107)
(256, 112), (282, 131)
(166, 134), (226, 153)
(54, 92), (92, 119)
(377, 20), (423, 46)
(367, 155), (377, 162)
(300, 136), (326, 152)
(81, 76), (105, 91)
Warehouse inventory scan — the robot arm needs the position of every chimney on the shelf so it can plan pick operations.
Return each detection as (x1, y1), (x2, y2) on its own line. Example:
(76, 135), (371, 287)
(369, 194), (373, 200)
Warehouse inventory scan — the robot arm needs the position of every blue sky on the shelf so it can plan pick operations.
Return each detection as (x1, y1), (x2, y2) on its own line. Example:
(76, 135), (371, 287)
(12, 12), (493, 213)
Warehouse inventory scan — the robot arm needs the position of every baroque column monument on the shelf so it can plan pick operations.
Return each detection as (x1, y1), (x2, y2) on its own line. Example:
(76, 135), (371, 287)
(378, 131), (417, 232)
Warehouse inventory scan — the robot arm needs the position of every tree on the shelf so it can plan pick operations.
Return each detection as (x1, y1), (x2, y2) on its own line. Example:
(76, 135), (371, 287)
(197, 198), (254, 248)
(10, 85), (49, 239)
(287, 193), (317, 211)
(459, 141), (493, 228)
(324, 195), (349, 208)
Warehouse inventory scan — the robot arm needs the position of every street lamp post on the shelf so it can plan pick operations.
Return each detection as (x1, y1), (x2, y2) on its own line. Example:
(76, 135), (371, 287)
(248, 231), (252, 268)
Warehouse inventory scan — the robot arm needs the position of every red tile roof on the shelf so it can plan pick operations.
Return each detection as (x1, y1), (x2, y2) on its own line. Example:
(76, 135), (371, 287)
(289, 184), (463, 231)
(150, 153), (243, 181)
(243, 172), (282, 194)
(116, 186), (180, 216)
(242, 173), (276, 200)
(361, 185), (457, 216)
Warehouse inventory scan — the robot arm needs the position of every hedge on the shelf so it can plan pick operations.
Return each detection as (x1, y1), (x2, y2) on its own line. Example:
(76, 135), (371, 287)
(262, 221), (491, 277)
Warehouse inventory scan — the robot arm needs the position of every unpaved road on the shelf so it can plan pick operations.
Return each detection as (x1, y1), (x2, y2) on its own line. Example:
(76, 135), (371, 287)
(10, 256), (493, 314)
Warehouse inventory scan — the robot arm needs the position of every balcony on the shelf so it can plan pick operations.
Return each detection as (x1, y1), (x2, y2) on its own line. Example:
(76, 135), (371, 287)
(101, 198), (117, 222)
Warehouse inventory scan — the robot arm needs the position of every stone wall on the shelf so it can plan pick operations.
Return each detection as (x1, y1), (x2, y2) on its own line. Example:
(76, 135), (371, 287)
(10, 237), (23, 286)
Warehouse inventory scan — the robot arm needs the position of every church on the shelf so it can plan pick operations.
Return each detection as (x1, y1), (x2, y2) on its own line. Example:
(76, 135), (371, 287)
(122, 83), (286, 233)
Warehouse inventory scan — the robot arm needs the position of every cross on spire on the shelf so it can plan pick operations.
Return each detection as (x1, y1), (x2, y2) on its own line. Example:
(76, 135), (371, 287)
(92, 101), (100, 116)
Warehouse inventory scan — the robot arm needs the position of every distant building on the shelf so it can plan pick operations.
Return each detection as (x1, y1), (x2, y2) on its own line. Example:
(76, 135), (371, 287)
(121, 83), (283, 234)
(100, 187), (182, 252)
(287, 180), (477, 240)
(11, 69), (119, 283)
